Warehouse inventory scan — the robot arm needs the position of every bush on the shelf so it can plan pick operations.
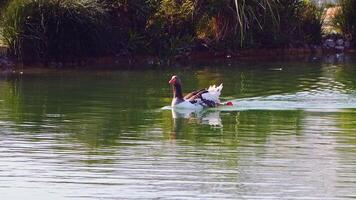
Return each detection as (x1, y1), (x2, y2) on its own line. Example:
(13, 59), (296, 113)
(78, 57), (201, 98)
(0, 0), (9, 10)
(1, 0), (111, 62)
(333, 0), (356, 41)
(195, 0), (323, 49)
(299, 1), (323, 44)
(99, 0), (160, 54)
(0, 0), (325, 63)
(146, 0), (197, 56)
(253, 0), (323, 47)
(194, 0), (278, 49)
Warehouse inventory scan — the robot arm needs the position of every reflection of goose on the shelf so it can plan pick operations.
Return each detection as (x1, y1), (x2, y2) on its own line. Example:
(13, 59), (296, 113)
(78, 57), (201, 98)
(201, 111), (222, 126)
(172, 109), (222, 127)
(169, 75), (232, 110)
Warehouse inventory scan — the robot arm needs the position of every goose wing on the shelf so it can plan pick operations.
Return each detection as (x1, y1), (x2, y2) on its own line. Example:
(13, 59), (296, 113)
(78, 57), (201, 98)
(181, 83), (223, 107)
(184, 88), (206, 100)
(185, 89), (208, 101)
(201, 83), (223, 103)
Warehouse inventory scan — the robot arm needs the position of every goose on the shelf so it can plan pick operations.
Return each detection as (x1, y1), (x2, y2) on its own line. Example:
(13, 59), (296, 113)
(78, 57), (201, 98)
(168, 75), (232, 109)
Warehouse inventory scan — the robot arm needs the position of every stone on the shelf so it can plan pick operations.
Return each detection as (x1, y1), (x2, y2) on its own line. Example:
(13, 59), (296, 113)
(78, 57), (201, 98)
(335, 45), (345, 51)
(324, 39), (335, 48)
(345, 41), (350, 48)
(336, 38), (344, 46)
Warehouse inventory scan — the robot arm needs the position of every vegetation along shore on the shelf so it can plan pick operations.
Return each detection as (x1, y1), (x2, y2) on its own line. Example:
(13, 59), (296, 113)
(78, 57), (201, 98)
(0, 0), (355, 67)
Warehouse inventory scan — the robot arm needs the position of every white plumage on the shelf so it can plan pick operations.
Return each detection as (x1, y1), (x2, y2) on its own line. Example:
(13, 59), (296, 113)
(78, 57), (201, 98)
(202, 84), (223, 104)
(169, 75), (224, 110)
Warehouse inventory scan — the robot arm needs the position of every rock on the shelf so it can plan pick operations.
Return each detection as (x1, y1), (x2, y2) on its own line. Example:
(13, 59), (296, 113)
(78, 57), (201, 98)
(324, 39), (335, 48)
(336, 38), (344, 46)
(345, 41), (350, 48)
(325, 55), (336, 63)
(335, 45), (345, 51)
(0, 56), (14, 68)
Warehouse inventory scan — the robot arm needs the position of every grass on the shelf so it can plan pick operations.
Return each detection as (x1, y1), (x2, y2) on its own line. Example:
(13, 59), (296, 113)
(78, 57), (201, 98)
(0, 0), (326, 63)
(1, 0), (111, 62)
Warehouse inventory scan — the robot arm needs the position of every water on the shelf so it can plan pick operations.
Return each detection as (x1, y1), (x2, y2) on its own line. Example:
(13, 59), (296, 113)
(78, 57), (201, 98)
(1, 58), (356, 199)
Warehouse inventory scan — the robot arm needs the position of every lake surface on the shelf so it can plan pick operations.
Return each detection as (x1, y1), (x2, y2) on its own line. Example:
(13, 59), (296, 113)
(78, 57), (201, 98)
(1, 56), (356, 199)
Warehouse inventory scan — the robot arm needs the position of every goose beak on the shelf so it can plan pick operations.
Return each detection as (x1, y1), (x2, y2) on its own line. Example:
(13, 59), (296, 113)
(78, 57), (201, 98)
(169, 78), (175, 84)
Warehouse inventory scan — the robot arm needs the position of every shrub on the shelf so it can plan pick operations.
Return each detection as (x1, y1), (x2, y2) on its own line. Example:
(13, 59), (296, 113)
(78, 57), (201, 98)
(0, 0), (9, 10)
(254, 0), (323, 47)
(0, 0), (326, 63)
(299, 1), (323, 44)
(193, 0), (279, 49)
(195, 0), (323, 49)
(146, 0), (197, 56)
(333, 0), (356, 40)
(99, 0), (160, 54)
(1, 0), (111, 62)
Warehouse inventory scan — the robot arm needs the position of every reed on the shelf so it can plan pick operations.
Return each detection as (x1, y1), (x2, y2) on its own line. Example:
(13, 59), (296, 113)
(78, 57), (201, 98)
(194, 0), (278, 47)
(195, 0), (323, 48)
(0, 0), (325, 63)
(1, 0), (111, 62)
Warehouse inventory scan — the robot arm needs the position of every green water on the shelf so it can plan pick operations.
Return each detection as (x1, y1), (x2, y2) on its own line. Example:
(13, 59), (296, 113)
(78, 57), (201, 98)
(1, 58), (356, 199)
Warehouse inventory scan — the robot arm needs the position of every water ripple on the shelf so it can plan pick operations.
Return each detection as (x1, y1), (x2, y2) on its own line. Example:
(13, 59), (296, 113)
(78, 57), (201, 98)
(2, 64), (356, 199)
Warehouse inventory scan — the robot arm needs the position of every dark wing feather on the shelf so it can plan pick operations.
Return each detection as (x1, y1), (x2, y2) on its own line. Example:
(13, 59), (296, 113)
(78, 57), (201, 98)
(186, 90), (208, 102)
(184, 89), (217, 107)
(184, 89), (206, 100)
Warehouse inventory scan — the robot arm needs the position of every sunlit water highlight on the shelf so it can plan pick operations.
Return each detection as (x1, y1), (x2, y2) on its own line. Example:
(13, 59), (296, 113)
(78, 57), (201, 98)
(1, 60), (356, 199)
(227, 91), (356, 111)
(164, 90), (356, 112)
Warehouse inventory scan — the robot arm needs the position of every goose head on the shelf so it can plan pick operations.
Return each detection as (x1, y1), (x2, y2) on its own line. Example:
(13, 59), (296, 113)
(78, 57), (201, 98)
(168, 75), (181, 85)
(168, 75), (183, 100)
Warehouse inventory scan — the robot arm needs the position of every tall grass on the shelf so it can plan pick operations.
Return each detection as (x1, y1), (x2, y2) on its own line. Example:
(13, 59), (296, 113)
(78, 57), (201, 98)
(0, 0), (325, 63)
(232, 0), (278, 46)
(1, 0), (111, 62)
(194, 0), (279, 48)
(0, 0), (9, 10)
(195, 0), (323, 48)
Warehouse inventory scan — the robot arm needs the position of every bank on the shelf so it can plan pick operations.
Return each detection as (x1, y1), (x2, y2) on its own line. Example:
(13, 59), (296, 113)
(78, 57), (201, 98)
(0, 0), (354, 70)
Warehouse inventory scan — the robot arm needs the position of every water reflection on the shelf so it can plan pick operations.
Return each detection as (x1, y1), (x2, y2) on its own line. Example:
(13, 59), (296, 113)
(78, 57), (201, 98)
(322, 53), (352, 64)
(171, 109), (222, 127)
(1, 59), (356, 199)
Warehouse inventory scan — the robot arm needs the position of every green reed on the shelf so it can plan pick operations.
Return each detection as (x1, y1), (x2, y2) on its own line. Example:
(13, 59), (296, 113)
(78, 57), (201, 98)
(1, 0), (111, 62)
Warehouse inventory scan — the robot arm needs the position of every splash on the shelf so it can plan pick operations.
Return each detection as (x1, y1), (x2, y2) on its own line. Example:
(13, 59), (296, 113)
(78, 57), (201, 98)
(162, 90), (356, 112)
(219, 91), (356, 112)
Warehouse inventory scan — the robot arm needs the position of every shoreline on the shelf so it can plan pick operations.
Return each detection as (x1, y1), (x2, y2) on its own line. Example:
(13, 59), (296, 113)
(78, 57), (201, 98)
(46, 47), (356, 66)
(1, 47), (355, 73)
